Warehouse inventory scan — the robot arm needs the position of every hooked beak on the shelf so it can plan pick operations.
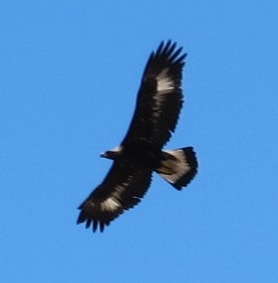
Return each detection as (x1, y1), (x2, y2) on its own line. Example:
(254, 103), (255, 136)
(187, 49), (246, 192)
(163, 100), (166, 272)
(100, 152), (107, 158)
(100, 149), (121, 160)
(100, 146), (122, 160)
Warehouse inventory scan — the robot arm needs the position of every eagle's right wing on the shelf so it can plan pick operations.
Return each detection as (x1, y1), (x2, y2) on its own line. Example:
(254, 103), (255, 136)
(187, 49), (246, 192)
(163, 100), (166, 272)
(121, 41), (186, 148)
(77, 163), (152, 232)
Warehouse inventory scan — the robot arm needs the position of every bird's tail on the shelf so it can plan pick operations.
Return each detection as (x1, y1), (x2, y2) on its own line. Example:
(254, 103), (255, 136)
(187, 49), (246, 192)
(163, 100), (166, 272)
(156, 147), (198, 190)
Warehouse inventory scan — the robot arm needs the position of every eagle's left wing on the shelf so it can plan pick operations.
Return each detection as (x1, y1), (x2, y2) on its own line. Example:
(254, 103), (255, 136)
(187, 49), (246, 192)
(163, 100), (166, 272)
(77, 163), (152, 232)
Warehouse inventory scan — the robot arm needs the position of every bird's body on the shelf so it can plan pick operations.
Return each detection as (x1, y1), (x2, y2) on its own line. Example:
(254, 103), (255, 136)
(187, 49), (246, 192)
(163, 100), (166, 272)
(77, 41), (198, 232)
(104, 141), (162, 168)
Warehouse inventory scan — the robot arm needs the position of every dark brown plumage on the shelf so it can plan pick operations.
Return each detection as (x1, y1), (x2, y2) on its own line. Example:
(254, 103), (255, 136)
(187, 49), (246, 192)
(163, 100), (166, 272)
(77, 41), (198, 232)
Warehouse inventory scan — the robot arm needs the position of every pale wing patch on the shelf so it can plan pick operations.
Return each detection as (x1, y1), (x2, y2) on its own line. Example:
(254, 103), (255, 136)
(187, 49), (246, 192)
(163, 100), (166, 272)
(156, 69), (174, 93)
(101, 197), (121, 211)
(100, 175), (133, 212)
(152, 69), (175, 119)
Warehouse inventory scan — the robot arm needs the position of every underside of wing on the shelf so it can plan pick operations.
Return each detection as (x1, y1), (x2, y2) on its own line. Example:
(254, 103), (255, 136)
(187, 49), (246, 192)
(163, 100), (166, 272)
(121, 40), (187, 148)
(77, 163), (152, 232)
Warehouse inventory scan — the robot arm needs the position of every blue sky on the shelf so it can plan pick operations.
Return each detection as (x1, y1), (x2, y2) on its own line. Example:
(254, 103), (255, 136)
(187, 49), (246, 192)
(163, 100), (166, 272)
(1, 1), (277, 282)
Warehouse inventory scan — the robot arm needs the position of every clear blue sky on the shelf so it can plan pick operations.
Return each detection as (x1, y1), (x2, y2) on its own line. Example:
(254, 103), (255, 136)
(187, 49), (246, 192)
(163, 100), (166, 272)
(1, 1), (277, 282)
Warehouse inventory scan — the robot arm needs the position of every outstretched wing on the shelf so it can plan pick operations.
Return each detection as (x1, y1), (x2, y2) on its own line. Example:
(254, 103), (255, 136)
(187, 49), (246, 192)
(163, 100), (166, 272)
(121, 40), (187, 148)
(77, 163), (152, 232)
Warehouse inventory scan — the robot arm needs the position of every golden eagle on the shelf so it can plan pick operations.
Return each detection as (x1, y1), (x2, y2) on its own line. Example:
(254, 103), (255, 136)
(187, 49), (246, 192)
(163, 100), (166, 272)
(77, 41), (198, 232)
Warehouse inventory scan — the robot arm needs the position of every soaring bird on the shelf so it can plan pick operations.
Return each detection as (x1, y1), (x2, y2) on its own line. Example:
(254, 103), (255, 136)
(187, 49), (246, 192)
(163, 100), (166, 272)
(77, 41), (198, 232)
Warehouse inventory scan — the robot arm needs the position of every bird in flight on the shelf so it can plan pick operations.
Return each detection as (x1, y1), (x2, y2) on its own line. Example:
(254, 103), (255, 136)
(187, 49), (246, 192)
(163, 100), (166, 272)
(77, 41), (198, 232)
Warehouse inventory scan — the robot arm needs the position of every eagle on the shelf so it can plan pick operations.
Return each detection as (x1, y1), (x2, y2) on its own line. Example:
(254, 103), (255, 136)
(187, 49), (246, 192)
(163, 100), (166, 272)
(77, 41), (198, 232)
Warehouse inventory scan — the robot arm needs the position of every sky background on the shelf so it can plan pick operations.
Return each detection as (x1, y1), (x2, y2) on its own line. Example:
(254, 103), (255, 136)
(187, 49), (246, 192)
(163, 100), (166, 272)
(1, 1), (278, 282)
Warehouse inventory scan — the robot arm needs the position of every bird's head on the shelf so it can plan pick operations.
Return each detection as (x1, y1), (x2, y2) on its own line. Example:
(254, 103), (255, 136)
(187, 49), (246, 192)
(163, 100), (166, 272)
(100, 145), (123, 160)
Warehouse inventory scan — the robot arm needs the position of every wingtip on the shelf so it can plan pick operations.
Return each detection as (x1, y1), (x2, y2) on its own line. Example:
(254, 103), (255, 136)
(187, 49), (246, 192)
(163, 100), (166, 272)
(77, 202), (109, 233)
(155, 40), (187, 65)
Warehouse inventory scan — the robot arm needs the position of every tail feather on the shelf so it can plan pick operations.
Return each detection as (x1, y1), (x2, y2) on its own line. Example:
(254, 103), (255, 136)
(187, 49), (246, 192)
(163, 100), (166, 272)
(156, 147), (198, 190)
